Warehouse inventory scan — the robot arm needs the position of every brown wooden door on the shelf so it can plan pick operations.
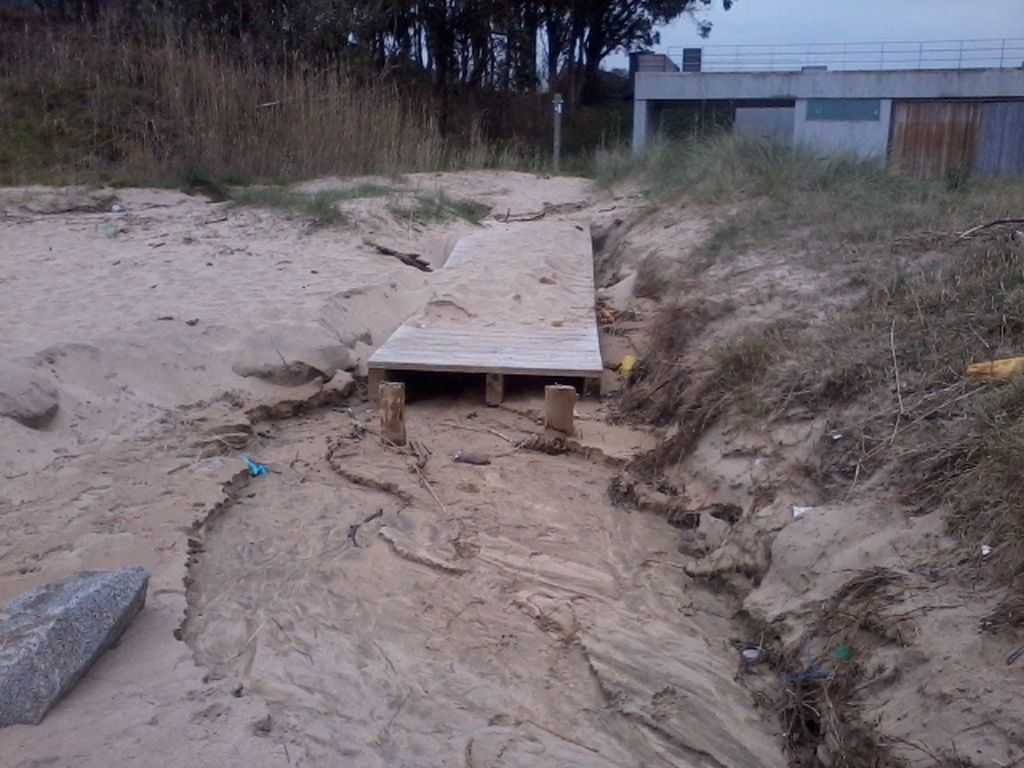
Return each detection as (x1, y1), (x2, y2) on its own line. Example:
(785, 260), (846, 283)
(889, 101), (983, 180)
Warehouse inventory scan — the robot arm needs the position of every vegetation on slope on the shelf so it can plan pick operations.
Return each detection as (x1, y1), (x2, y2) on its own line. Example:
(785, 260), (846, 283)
(618, 138), (1024, 574)
(611, 138), (1024, 766)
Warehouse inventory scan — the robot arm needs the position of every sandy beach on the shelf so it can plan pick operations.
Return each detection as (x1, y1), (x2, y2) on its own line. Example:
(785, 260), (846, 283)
(0, 172), (784, 767)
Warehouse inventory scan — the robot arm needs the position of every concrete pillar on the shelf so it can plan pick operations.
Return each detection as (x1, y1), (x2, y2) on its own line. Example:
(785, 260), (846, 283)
(632, 99), (656, 152)
(792, 98), (809, 146)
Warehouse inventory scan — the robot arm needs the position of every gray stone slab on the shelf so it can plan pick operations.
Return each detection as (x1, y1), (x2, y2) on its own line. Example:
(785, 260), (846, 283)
(0, 363), (60, 429)
(0, 566), (149, 726)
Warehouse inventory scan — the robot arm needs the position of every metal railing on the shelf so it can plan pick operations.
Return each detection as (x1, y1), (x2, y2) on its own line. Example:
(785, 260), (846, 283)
(665, 39), (1024, 73)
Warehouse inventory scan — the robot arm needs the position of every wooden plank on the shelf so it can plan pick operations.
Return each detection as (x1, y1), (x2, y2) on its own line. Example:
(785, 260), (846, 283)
(369, 326), (602, 376)
(368, 221), (603, 380)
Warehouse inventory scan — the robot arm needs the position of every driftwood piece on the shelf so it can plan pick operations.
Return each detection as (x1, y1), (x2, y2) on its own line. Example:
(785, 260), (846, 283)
(364, 239), (432, 272)
(958, 218), (1024, 239)
(499, 208), (546, 223)
(453, 451), (491, 466)
(409, 439), (431, 469)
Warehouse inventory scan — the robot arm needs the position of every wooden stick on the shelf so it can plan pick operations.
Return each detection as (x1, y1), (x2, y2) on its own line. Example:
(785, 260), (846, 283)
(413, 464), (448, 514)
(439, 420), (515, 444)
(958, 218), (1024, 239)
(889, 318), (905, 442)
(363, 239), (432, 272)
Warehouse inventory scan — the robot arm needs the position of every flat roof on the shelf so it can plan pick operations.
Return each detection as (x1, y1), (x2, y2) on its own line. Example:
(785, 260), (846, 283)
(635, 67), (1024, 102)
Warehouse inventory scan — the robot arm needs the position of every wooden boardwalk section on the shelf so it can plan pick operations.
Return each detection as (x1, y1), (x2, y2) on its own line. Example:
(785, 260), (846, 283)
(368, 220), (603, 402)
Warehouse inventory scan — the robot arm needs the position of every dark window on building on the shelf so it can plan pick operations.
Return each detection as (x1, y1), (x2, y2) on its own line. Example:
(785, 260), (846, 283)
(806, 99), (881, 121)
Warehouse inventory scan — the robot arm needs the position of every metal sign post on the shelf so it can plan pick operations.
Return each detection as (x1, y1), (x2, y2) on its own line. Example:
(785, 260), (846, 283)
(552, 93), (564, 173)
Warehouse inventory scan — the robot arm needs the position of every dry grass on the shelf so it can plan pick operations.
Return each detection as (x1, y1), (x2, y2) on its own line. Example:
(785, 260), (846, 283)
(615, 138), (1024, 579)
(596, 136), (1024, 272)
(0, 19), (511, 185)
(622, 306), (797, 472)
(773, 568), (910, 768)
(626, 228), (1024, 577)
(608, 142), (1024, 768)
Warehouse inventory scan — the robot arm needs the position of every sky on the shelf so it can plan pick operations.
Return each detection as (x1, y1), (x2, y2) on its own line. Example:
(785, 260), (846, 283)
(609, 0), (1024, 68)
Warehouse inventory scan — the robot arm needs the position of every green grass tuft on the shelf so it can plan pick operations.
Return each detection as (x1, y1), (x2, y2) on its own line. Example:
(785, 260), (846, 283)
(387, 191), (489, 224)
(230, 183), (397, 226)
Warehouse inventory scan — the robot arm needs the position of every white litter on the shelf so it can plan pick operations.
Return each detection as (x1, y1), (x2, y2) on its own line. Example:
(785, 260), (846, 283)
(981, 544), (993, 558)
(792, 506), (814, 520)
(741, 647), (764, 664)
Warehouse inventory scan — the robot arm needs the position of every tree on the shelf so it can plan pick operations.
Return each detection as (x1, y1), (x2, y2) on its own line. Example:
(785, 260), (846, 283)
(545, 0), (732, 103)
(42, 0), (731, 100)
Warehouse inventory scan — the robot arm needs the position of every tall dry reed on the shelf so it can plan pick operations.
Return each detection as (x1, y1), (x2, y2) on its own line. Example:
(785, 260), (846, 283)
(0, 14), (505, 183)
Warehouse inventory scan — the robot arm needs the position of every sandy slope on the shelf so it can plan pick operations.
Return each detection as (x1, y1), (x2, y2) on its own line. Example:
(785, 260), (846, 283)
(603, 202), (1024, 768)
(0, 173), (784, 767)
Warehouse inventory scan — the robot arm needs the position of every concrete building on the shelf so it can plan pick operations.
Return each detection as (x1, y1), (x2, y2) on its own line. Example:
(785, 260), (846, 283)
(632, 42), (1024, 177)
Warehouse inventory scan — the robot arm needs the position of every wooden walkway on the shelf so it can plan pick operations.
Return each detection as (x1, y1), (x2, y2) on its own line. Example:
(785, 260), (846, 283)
(368, 220), (603, 402)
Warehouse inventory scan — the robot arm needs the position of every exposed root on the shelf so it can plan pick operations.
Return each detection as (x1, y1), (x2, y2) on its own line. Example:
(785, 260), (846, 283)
(377, 527), (468, 575)
(325, 435), (414, 505)
(517, 433), (626, 466)
(608, 471), (699, 528)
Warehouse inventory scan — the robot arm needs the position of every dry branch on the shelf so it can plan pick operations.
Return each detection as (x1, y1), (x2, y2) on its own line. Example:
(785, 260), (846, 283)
(364, 239), (432, 272)
(958, 218), (1024, 239)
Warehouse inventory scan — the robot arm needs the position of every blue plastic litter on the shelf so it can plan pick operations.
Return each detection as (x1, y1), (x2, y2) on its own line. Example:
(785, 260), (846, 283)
(243, 456), (268, 477)
(782, 631), (833, 685)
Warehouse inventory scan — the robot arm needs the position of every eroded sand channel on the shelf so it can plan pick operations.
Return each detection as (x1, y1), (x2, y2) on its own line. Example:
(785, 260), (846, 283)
(0, 177), (781, 767)
(181, 401), (781, 767)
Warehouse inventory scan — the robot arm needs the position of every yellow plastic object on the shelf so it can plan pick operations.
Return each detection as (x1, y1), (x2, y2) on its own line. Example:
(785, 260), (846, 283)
(967, 356), (1024, 382)
(619, 354), (638, 375)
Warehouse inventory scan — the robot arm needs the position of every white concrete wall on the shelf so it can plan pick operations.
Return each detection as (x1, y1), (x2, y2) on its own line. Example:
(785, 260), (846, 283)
(635, 67), (1024, 102)
(792, 99), (893, 160)
(734, 106), (796, 144)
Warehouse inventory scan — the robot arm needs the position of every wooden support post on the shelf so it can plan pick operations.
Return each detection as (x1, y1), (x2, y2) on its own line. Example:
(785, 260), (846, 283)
(545, 384), (576, 434)
(485, 373), (504, 407)
(379, 381), (407, 445)
(367, 368), (387, 403)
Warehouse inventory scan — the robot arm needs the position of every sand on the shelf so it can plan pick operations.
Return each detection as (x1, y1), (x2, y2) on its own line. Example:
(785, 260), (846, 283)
(602, 200), (1024, 767)
(0, 173), (784, 767)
